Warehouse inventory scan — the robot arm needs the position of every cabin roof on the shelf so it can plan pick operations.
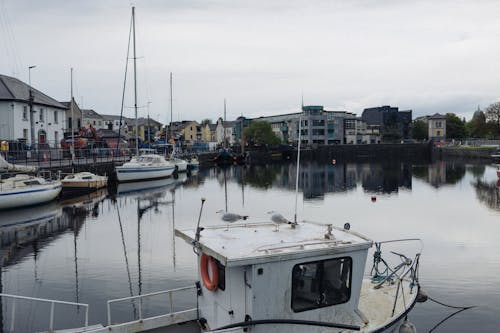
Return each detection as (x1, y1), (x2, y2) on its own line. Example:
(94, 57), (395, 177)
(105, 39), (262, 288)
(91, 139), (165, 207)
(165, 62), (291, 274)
(176, 221), (372, 267)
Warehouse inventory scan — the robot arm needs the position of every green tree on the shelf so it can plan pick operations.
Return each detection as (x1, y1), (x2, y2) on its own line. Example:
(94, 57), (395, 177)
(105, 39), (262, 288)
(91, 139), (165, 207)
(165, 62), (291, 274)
(485, 102), (500, 132)
(446, 113), (466, 139)
(412, 120), (428, 141)
(244, 121), (281, 146)
(466, 114), (487, 138)
(201, 119), (212, 126)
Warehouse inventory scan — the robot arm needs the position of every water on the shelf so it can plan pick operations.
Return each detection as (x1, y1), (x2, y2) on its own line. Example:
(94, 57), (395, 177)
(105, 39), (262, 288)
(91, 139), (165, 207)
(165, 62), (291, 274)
(1, 161), (499, 332)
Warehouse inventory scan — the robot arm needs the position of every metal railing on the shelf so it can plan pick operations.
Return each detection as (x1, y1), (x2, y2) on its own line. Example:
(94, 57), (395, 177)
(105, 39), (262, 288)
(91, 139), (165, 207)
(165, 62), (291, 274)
(0, 293), (89, 332)
(106, 285), (196, 326)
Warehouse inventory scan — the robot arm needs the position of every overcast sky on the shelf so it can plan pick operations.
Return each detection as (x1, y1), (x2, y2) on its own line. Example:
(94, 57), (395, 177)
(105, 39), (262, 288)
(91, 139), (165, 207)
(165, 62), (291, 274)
(1, 0), (500, 123)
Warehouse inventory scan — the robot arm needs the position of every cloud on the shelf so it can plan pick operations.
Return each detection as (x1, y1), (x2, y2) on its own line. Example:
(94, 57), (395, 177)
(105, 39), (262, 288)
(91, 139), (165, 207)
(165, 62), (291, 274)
(1, 0), (500, 122)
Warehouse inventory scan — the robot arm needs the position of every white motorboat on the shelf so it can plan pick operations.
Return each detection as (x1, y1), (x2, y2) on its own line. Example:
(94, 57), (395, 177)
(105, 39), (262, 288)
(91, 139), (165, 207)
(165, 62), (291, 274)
(169, 155), (188, 173)
(0, 174), (61, 210)
(116, 154), (176, 182)
(187, 155), (200, 170)
(61, 172), (108, 194)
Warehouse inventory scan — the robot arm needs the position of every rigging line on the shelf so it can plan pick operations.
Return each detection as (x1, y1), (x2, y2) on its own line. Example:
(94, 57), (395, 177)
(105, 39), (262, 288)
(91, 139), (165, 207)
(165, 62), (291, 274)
(0, 3), (16, 76)
(428, 307), (471, 333)
(116, 10), (133, 157)
(0, 0), (22, 76)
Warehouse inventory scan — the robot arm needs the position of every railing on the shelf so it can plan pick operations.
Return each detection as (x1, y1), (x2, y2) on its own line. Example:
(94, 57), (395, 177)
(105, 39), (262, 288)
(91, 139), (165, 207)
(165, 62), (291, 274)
(0, 293), (89, 332)
(106, 285), (196, 326)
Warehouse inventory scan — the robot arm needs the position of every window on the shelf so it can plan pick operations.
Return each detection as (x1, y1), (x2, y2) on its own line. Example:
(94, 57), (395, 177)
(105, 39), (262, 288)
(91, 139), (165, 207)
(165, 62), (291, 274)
(54, 131), (59, 146)
(39, 109), (44, 122)
(23, 129), (28, 139)
(54, 111), (58, 123)
(23, 106), (28, 120)
(291, 257), (351, 312)
(436, 121), (441, 128)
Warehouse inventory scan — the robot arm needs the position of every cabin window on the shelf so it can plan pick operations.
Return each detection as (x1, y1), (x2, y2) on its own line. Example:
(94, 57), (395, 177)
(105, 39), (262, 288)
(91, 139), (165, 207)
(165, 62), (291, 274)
(291, 257), (352, 312)
(215, 259), (226, 291)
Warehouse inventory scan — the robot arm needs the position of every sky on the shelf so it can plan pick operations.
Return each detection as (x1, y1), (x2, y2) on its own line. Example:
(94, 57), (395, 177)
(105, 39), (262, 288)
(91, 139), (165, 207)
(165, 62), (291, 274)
(1, 0), (500, 124)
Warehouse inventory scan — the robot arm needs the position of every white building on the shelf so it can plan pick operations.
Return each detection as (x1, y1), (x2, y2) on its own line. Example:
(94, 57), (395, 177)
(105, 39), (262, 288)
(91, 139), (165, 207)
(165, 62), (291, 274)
(215, 117), (236, 146)
(0, 74), (67, 148)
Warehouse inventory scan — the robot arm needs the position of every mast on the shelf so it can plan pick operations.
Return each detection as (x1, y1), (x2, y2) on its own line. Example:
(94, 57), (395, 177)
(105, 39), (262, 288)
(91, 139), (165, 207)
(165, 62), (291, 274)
(223, 98), (227, 149)
(170, 72), (173, 141)
(132, 6), (139, 155)
(70, 67), (75, 160)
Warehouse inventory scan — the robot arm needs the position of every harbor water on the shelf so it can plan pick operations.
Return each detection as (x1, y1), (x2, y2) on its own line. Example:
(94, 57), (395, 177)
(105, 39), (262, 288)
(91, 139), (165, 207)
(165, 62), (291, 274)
(1, 160), (499, 332)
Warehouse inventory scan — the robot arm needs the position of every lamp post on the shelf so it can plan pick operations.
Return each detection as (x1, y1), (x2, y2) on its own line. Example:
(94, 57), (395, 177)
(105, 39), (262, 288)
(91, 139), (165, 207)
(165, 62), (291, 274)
(28, 65), (36, 149)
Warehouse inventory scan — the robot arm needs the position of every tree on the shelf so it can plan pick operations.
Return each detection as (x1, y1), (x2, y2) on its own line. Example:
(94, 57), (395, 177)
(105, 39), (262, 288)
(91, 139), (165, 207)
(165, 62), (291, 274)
(466, 113), (487, 138)
(485, 102), (500, 135)
(412, 120), (428, 141)
(446, 113), (466, 139)
(244, 121), (281, 146)
(201, 119), (212, 126)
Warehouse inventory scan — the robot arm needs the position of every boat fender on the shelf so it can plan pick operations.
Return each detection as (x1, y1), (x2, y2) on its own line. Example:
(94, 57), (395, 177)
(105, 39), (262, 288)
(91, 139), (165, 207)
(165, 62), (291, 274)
(399, 321), (417, 333)
(200, 253), (219, 291)
(416, 288), (428, 303)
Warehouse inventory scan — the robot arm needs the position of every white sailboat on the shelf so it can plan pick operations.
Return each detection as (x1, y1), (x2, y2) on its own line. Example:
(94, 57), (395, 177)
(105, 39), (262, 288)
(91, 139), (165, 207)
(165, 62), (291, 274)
(0, 174), (61, 210)
(115, 7), (175, 183)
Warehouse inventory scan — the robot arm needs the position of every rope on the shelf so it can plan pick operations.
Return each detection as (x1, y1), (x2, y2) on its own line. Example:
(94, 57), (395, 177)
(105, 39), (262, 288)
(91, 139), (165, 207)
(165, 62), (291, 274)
(427, 295), (475, 310)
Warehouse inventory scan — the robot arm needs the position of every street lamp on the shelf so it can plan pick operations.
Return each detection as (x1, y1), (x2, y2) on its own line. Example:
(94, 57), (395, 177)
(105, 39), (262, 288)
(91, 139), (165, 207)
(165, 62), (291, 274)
(28, 65), (36, 148)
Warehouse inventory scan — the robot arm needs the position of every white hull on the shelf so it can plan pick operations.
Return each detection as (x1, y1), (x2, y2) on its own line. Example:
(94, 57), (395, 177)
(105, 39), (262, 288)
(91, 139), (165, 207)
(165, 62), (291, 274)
(116, 166), (175, 182)
(0, 182), (61, 210)
(171, 158), (188, 172)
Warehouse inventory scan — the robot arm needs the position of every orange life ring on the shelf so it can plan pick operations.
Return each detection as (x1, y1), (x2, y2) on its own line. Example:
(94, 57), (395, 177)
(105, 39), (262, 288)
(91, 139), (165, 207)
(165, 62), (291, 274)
(200, 253), (219, 291)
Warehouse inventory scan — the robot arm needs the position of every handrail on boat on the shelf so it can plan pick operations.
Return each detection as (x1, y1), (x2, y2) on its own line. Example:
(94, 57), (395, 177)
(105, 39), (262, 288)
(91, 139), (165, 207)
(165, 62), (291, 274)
(0, 293), (89, 331)
(106, 285), (197, 326)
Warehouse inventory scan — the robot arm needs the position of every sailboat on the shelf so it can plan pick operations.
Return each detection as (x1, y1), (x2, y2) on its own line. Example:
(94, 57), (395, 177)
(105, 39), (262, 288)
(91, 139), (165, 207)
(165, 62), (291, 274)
(115, 7), (175, 183)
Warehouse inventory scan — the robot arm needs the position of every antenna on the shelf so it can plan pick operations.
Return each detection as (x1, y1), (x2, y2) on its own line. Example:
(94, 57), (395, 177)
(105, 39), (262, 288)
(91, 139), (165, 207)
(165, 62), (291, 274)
(293, 116), (302, 224)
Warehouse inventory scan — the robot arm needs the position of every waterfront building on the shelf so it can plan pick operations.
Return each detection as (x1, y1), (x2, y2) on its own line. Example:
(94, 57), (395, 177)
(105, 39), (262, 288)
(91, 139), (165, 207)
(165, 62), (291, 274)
(135, 117), (162, 142)
(344, 117), (381, 144)
(361, 105), (412, 140)
(181, 121), (202, 143)
(233, 116), (252, 144)
(216, 117), (236, 146)
(101, 114), (132, 131)
(82, 109), (106, 129)
(0, 74), (67, 148)
(201, 123), (217, 143)
(61, 98), (83, 133)
(428, 113), (447, 142)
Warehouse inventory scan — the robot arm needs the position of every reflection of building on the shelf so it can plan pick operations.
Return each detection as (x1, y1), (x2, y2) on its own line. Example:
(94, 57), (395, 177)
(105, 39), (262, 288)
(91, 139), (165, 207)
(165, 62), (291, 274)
(359, 163), (412, 193)
(472, 179), (500, 211)
(427, 161), (446, 187)
(362, 105), (412, 140)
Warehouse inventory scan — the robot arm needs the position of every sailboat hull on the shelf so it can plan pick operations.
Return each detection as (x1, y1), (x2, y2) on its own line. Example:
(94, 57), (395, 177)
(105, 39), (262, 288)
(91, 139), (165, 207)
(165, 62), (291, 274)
(115, 165), (175, 182)
(0, 183), (62, 210)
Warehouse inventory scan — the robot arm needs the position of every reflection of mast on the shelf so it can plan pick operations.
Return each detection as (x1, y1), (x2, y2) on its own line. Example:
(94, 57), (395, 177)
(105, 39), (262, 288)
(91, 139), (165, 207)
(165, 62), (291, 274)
(73, 220), (80, 306)
(224, 168), (228, 212)
(1, 266), (3, 333)
(137, 201), (142, 297)
(116, 206), (137, 318)
(171, 188), (176, 270)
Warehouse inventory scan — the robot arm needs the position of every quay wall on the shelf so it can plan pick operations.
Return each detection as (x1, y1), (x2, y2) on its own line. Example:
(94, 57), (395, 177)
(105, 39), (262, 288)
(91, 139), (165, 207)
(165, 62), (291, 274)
(432, 146), (497, 161)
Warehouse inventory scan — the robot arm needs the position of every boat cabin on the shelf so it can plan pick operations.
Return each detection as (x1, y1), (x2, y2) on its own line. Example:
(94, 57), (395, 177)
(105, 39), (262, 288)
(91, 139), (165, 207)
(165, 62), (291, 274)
(176, 221), (373, 332)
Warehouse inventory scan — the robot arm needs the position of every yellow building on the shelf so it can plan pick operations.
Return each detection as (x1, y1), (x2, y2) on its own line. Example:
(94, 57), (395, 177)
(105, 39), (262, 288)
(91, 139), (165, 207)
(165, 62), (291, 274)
(201, 123), (217, 142)
(181, 121), (201, 143)
(428, 113), (446, 142)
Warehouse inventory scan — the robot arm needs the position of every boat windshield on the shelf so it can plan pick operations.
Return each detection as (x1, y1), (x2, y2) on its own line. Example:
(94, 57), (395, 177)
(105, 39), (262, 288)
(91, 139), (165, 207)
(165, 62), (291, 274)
(291, 257), (352, 312)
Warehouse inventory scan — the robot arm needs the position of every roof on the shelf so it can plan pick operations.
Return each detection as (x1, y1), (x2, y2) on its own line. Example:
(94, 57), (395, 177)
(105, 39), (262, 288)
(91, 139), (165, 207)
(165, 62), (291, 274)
(429, 113), (446, 119)
(82, 109), (103, 119)
(136, 117), (163, 127)
(176, 221), (372, 267)
(101, 114), (131, 121)
(0, 74), (67, 109)
(222, 121), (237, 128)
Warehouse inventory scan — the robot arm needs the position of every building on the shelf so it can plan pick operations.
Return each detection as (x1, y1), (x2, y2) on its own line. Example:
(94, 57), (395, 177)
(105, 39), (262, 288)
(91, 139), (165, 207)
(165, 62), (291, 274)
(216, 117), (237, 146)
(61, 98), (82, 133)
(428, 113), (446, 142)
(361, 105), (412, 140)
(101, 114), (132, 132)
(181, 121), (202, 143)
(135, 117), (162, 142)
(82, 109), (105, 129)
(0, 74), (67, 147)
(344, 118), (381, 144)
(201, 123), (217, 143)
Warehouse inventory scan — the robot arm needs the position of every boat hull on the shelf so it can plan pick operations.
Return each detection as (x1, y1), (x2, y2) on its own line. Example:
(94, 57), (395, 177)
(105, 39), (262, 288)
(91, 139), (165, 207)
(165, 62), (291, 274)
(116, 166), (175, 182)
(0, 183), (62, 210)
(62, 179), (107, 192)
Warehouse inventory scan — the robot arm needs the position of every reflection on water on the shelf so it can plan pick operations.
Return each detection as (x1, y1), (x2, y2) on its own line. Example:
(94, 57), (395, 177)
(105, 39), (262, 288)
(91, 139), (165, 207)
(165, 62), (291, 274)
(0, 161), (499, 332)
